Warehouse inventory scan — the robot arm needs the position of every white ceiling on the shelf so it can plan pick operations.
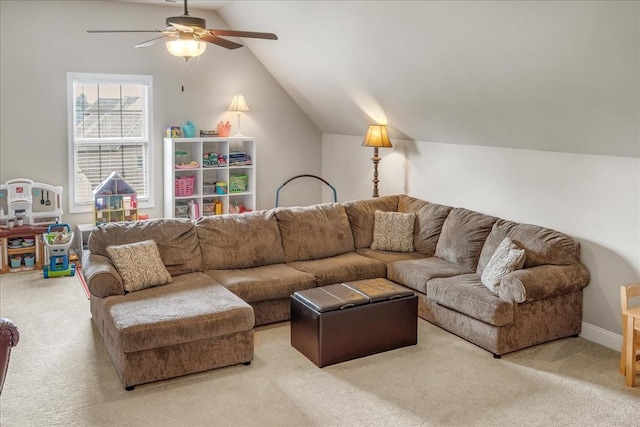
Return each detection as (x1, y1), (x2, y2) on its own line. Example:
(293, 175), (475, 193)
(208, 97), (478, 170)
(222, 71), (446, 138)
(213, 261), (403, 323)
(116, 0), (227, 10)
(125, 1), (639, 158)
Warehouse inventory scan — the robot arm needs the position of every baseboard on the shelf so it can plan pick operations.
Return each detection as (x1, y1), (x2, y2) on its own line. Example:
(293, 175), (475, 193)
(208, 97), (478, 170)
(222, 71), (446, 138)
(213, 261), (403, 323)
(580, 321), (622, 352)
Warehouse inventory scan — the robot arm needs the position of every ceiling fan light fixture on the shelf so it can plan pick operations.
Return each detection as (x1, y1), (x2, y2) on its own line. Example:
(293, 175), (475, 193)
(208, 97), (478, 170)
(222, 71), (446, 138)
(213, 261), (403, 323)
(166, 37), (207, 60)
(88, 0), (278, 60)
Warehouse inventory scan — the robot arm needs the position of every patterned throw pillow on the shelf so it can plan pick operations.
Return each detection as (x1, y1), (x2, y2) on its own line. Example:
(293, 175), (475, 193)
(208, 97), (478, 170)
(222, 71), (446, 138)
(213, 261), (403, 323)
(106, 240), (172, 293)
(481, 237), (526, 293)
(371, 211), (416, 252)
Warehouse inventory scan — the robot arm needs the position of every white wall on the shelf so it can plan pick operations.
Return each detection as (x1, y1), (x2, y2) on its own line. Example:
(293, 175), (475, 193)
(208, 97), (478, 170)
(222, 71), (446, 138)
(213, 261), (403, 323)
(323, 133), (640, 347)
(0, 1), (322, 225)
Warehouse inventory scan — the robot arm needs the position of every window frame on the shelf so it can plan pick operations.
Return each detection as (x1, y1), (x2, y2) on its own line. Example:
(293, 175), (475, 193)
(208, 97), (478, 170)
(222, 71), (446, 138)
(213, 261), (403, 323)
(66, 72), (154, 214)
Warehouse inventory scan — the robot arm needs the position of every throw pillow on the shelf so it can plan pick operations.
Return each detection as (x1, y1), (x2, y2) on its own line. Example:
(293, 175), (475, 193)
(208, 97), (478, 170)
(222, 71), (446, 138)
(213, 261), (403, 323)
(481, 237), (526, 293)
(106, 240), (172, 293)
(371, 210), (416, 252)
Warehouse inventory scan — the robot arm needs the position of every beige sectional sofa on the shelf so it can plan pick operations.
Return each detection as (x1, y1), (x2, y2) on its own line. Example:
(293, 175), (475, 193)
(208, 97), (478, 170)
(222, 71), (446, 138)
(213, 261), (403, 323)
(82, 195), (590, 389)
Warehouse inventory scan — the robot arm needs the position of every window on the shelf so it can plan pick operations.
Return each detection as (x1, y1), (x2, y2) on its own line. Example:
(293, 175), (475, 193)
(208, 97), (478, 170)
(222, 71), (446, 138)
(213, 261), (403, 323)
(67, 73), (154, 213)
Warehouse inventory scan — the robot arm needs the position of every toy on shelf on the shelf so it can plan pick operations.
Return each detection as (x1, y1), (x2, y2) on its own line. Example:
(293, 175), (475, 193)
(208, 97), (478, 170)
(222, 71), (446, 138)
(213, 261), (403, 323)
(0, 178), (63, 227)
(43, 223), (76, 278)
(229, 201), (252, 214)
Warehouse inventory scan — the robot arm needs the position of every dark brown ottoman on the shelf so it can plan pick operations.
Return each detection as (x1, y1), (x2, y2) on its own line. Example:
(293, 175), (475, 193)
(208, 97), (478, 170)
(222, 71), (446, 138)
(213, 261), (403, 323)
(290, 278), (417, 367)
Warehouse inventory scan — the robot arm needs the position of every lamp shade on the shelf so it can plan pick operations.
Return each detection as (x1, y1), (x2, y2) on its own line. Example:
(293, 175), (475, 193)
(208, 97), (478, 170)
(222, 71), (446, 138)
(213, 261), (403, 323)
(361, 124), (393, 148)
(228, 94), (250, 112)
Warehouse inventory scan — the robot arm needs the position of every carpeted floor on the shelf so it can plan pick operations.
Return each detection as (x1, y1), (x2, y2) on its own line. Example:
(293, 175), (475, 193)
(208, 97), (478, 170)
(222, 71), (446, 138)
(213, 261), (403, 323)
(0, 271), (638, 426)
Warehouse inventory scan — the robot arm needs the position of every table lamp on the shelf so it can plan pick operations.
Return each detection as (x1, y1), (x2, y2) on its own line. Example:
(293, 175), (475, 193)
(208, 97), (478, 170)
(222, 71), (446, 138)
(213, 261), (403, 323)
(228, 94), (250, 136)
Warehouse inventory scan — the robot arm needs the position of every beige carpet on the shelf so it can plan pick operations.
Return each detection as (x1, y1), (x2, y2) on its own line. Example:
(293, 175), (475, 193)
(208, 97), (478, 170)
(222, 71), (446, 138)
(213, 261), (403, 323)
(0, 271), (638, 427)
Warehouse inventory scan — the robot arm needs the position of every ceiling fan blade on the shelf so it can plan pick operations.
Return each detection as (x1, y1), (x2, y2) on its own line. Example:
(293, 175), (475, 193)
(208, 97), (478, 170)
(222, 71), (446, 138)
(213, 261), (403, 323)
(207, 29), (278, 40)
(135, 35), (174, 48)
(87, 30), (165, 33)
(167, 21), (195, 33)
(199, 34), (243, 50)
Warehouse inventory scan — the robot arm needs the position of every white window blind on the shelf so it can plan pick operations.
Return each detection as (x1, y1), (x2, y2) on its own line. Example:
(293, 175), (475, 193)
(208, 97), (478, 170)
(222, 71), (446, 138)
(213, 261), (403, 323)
(67, 73), (153, 213)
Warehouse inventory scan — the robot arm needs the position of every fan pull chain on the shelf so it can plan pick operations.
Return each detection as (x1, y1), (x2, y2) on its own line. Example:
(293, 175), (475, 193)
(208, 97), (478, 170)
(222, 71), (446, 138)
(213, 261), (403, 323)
(186, 55), (200, 73)
(179, 56), (200, 92)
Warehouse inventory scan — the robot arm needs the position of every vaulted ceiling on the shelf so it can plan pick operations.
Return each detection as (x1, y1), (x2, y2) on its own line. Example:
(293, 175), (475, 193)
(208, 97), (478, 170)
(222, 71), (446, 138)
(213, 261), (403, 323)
(132, 1), (640, 158)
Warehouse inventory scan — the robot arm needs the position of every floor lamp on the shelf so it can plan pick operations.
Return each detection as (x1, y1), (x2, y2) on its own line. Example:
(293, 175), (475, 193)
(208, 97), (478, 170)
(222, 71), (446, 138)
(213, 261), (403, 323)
(228, 94), (250, 136)
(361, 124), (393, 198)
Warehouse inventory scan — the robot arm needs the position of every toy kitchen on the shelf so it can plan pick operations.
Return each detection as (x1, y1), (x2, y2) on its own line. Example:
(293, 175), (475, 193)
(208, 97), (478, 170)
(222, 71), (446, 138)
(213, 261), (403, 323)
(0, 178), (64, 273)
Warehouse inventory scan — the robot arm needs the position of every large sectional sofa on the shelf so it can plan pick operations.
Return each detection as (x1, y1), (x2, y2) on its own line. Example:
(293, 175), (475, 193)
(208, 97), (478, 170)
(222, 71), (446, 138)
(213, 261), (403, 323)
(82, 195), (590, 389)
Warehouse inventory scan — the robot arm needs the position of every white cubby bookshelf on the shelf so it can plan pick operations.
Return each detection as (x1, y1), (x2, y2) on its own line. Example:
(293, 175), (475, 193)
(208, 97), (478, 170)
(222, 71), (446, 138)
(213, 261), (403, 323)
(163, 137), (256, 219)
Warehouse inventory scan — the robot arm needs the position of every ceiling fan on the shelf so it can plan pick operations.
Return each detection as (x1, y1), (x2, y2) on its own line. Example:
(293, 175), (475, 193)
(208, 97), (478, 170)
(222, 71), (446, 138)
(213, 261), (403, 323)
(88, 0), (278, 61)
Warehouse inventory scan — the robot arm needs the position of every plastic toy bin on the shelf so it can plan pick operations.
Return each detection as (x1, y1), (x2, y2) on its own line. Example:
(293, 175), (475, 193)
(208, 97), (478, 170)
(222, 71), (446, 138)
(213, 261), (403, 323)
(229, 174), (248, 193)
(24, 254), (35, 267)
(175, 175), (195, 197)
(10, 255), (22, 268)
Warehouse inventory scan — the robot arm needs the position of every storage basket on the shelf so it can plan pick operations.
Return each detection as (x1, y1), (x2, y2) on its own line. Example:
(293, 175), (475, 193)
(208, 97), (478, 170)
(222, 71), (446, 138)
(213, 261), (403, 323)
(10, 255), (22, 268)
(175, 175), (195, 196)
(24, 254), (35, 267)
(229, 174), (248, 193)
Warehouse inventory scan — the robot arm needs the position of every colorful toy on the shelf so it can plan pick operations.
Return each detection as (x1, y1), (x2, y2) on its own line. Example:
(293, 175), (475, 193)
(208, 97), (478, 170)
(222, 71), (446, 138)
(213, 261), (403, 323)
(43, 223), (76, 278)
(203, 152), (219, 167)
(217, 121), (231, 137)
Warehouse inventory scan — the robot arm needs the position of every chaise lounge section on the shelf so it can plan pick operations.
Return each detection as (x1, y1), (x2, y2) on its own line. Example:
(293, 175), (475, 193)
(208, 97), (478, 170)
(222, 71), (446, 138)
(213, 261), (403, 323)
(82, 194), (590, 388)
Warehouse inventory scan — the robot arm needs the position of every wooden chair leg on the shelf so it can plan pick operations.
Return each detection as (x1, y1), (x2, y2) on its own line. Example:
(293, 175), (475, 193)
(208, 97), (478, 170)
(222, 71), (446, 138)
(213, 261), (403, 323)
(620, 313), (627, 375)
(625, 315), (637, 387)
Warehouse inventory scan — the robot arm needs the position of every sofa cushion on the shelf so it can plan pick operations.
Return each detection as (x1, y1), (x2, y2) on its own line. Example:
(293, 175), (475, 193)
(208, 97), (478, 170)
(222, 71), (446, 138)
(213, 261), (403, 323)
(287, 252), (386, 287)
(387, 257), (474, 294)
(477, 219), (581, 272)
(371, 211), (416, 252)
(435, 208), (498, 270)
(426, 274), (514, 327)
(98, 273), (254, 353)
(480, 237), (526, 293)
(398, 196), (453, 256)
(106, 240), (172, 293)
(88, 218), (202, 277)
(196, 210), (285, 270)
(342, 195), (399, 249)
(204, 264), (316, 303)
(356, 248), (427, 264)
(276, 203), (355, 262)
(514, 223), (580, 268)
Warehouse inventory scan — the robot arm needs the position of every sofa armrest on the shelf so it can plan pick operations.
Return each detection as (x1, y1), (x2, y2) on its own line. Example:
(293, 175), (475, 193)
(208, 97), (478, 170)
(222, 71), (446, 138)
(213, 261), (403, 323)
(81, 251), (125, 298)
(0, 318), (19, 394)
(498, 263), (590, 304)
(0, 318), (19, 348)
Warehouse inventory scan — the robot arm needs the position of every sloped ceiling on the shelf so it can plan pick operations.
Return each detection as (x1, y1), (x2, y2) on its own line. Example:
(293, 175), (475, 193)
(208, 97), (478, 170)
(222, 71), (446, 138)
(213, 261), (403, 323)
(137, 1), (640, 157)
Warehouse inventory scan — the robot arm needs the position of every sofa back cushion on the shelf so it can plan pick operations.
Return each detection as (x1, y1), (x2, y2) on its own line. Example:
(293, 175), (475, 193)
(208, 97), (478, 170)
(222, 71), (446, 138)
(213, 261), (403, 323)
(88, 218), (202, 276)
(342, 195), (399, 248)
(196, 210), (285, 270)
(477, 220), (518, 273)
(398, 195), (453, 256)
(276, 203), (355, 262)
(435, 208), (498, 270)
(477, 219), (581, 272)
